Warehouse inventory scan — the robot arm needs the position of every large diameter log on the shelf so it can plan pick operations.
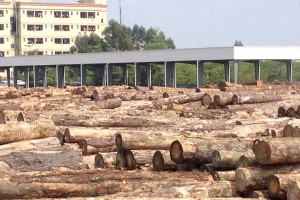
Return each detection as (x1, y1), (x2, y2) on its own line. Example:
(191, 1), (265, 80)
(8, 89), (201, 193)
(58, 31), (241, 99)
(0, 119), (57, 145)
(212, 150), (251, 169)
(254, 138), (300, 164)
(268, 174), (300, 199)
(235, 164), (300, 192)
(170, 138), (252, 164)
(287, 181), (300, 200)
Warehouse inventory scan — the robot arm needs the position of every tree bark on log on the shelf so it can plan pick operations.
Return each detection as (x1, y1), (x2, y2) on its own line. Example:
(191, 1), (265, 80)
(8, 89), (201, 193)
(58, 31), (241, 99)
(170, 138), (252, 164)
(235, 164), (300, 192)
(287, 181), (300, 200)
(212, 170), (235, 181)
(231, 93), (282, 105)
(268, 174), (300, 199)
(212, 150), (252, 169)
(0, 119), (57, 145)
(254, 138), (300, 164)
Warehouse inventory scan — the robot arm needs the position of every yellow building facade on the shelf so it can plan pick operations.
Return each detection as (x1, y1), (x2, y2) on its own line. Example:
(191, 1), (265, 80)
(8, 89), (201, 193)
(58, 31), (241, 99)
(0, 0), (107, 78)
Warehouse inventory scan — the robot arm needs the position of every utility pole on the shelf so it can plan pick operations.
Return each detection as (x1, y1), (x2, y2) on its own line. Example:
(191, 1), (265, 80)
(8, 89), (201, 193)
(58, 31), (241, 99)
(119, 0), (122, 24)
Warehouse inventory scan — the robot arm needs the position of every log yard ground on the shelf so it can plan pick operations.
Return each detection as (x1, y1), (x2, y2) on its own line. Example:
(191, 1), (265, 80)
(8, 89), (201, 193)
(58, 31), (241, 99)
(0, 80), (300, 199)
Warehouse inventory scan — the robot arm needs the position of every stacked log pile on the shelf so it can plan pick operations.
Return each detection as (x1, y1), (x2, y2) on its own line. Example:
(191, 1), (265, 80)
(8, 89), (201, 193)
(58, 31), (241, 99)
(0, 81), (300, 199)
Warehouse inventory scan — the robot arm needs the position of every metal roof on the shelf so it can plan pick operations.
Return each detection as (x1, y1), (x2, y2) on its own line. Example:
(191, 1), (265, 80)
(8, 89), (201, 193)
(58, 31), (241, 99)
(1, 46), (300, 67)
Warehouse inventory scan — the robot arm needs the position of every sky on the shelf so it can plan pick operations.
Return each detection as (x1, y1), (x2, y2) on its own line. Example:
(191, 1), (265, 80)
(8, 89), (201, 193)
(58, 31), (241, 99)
(43, 0), (300, 49)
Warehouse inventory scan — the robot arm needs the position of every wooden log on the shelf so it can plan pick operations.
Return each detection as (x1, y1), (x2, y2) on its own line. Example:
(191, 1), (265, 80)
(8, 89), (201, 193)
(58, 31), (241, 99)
(243, 190), (271, 199)
(170, 138), (252, 164)
(286, 106), (298, 117)
(213, 92), (233, 106)
(0, 119), (57, 145)
(287, 181), (300, 200)
(212, 150), (251, 169)
(254, 138), (300, 164)
(231, 93), (282, 105)
(236, 154), (257, 168)
(82, 153), (106, 169)
(152, 150), (175, 171)
(212, 170), (235, 181)
(268, 174), (300, 199)
(97, 98), (122, 109)
(235, 164), (300, 192)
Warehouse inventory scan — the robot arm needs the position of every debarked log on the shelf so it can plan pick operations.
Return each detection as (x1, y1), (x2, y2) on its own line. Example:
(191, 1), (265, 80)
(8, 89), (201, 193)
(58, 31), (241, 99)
(0, 119), (57, 145)
(268, 174), (300, 199)
(212, 150), (253, 169)
(287, 181), (300, 200)
(235, 163), (300, 192)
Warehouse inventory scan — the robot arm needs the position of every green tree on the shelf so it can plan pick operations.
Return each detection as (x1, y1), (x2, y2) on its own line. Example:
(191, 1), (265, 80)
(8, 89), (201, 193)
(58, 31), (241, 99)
(102, 19), (133, 51)
(234, 40), (243, 46)
(130, 24), (146, 50)
(70, 32), (106, 53)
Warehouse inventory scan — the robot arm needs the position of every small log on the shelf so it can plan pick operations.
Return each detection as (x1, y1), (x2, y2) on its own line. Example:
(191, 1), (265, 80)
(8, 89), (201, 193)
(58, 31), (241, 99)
(287, 181), (300, 200)
(212, 170), (235, 181)
(152, 150), (175, 171)
(286, 106), (298, 117)
(236, 154), (257, 168)
(235, 164), (300, 192)
(82, 153), (106, 169)
(97, 98), (122, 109)
(232, 93), (282, 105)
(213, 92), (233, 106)
(268, 174), (300, 199)
(254, 138), (300, 164)
(212, 150), (251, 169)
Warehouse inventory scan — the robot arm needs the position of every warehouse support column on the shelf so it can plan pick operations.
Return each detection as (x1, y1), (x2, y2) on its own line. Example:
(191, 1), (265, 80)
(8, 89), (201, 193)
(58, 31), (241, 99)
(224, 61), (230, 82)
(165, 62), (176, 87)
(80, 64), (87, 86)
(6, 67), (11, 87)
(254, 60), (261, 80)
(197, 61), (204, 88)
(56, 65), (65, 88)
(135, 63), (141, 86)
(287, 60), (292, 83)
(146, 63), (151, 87)
(233, 60), (239, 83)
(13, 66), (18, 87)
(123, 64), (128, 85)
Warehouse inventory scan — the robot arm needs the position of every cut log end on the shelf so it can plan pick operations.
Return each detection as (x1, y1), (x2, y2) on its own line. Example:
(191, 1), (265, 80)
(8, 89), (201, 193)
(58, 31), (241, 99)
(283, 124), (293, 137)
(255, 140), (271, 164)
(235, 168), (248, 192)
(56, 131), (64, 145)
(236, 155), (250, 168)
(231, 95), (239, 105)
(94, 153), (104, 168)
(152, 151), (164, 171)
(125, 149), (136, 170)
(278, 106), (287, 117)
(17, 112), (25, 122)
(268, 175), (281, 198)
(115, 148), (126, 169)
(78, 139), (88, 156)
(63, 128), (71, 143)
(212, 150), (221, 168)
(115, 133), (122, 150)
(170, 140), (184, 164)
(163, 92), (169, 98)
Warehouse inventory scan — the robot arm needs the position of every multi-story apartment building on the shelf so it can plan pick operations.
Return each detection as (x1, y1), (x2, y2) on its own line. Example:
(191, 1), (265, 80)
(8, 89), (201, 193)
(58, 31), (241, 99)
(0, 0), (107, 78)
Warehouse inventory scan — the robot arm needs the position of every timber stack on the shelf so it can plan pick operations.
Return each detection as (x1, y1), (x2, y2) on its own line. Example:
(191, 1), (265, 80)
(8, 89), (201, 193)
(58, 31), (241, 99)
(0, 81), (300, 199)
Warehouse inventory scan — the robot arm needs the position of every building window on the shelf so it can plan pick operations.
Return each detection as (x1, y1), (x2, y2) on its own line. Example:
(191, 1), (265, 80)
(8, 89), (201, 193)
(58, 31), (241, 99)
(35, 11), (43, 17)
(36, 51), (43, 55)
(80, 12), (87, 18)
(81, 25), (87, 31)
(27, 11), (34, 17)
(35, 25), (43, 31)
(63, 38), (70, 44)
(54, 11), (61, 18)
(88, 26), (95, 31)
(62, 11), (69, 18)
(54, 25), (61, 31)
(27, 25), (34, 31)
(11, 44), (14, 48)
(101, 19), (104, 23)
(63, 51), (69, 54)
(0, 38), (4, 44)
(0, 10), (3, 17)
(54, 38), (62, 44)
(0, 24), (4, 30)
(88, 12), (95, 18)
(62, 25), (69, 31)
(0, 51), (4, 57)
(55, 51), (62, 55)
(27, 38), (35, 44)
(44, 11), (47, 15)
(35, 38), (43, 44)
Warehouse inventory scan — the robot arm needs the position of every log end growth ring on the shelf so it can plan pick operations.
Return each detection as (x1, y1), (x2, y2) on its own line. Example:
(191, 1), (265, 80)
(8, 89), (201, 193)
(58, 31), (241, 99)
(235, 168), (248, 192)
(236, 155), (250, 168)
(170, 140), (184, 164)
(212, 150), (221, 168)
(255, 140), (271, 164)
(94, 153), (104, 168)
(152, 151), (164, 171)
(63, 128), (71, 143)
(56, 131), (64, 145)
(268, 175), (280, 198)
(78, 139), (88, 156)
(231, 95), (239, 105)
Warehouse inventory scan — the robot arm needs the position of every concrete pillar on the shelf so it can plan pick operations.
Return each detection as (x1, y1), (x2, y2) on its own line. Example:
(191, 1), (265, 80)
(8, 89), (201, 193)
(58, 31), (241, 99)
(254, 60), (261, 80)
(224, 61), (230, 82)
(13, 66), (18, 87)
(80, 64), (87, 86)
(135, 63), (141, 86)
(165, 62), (176, 87)
(287, 60), (292, 83)
(24, 67), (30, 88)
(56, 65), (65, 88)
(233, 60), (239, 83)
(146, 63), (151, 87)
(123, 64), (128, 85)
(41, 66), (47, 88)
(107, 64), (113, 86)
(197, 61), (204, 88)
(33, 66), (39, 87)
(6, 67), (10, 87)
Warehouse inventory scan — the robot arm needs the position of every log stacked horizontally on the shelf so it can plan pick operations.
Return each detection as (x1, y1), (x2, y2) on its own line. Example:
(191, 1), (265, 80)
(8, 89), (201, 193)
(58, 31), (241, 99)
(1, 81), (300, 199)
